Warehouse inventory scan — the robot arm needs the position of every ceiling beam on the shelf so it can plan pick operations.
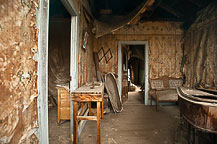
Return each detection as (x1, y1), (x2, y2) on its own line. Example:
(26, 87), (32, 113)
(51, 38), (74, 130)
(186, 0), (201, 7)
(159, 3), (184, 18)
(148, 0), (162, 17)
(140, 0), (162, 18)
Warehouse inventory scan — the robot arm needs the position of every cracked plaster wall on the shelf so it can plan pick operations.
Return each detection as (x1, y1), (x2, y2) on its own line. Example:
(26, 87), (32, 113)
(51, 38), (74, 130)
(0, 0), (96, 143)
(0, 0), (39, 143)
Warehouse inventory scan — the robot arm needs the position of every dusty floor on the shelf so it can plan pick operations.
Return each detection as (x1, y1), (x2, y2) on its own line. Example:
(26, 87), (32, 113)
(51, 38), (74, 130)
(79, 87), (180, 144)
(48, 107), (71, 144)
(48, 87), (216, 144)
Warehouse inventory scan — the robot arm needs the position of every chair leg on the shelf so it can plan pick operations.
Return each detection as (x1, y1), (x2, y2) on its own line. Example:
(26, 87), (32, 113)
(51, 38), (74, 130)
(150, 96), (152, 106)
(156, 95), (159, 112)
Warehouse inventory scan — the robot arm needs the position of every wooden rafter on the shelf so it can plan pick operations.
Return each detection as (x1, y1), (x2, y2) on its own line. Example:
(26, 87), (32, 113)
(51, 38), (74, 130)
(147, 0), (163, 18)
(159, 3), (184, 18)
(186, 0), (201, 7)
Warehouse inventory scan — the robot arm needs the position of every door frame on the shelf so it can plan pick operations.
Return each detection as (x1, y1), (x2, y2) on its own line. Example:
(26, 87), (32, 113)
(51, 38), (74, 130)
(37, 0), (78, 143)
(118, 41), (149, 105)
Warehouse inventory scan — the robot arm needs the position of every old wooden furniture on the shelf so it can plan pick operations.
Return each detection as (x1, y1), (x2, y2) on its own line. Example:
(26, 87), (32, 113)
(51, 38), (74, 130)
(149, 76), (183, 111)
(177, 87), (217, 133)
(71, 82), (104, 144)
(177, 87), (217, 143)
(56, 85), (70, 124)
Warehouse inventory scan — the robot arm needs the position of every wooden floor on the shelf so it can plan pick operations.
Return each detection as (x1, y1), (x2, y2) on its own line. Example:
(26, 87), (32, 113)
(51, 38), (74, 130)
(79, 88), (180, 144)
(48, 87), (216, 144)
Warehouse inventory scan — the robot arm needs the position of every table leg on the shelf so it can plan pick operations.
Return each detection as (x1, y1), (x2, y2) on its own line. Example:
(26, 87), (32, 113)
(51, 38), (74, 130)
(150, 95), (152, 106)
(97, 101), (101, 144)
(73, 102), (78, 144)
(88, 102), (91, 116)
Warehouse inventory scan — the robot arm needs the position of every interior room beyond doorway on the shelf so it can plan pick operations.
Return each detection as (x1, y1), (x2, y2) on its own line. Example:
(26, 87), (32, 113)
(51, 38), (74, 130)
(121, 44), (146, 104)
(48, 0), (71, 143)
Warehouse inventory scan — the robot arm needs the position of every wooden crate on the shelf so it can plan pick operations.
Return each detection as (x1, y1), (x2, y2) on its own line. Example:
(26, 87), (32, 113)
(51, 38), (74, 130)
(56, 86), (70, 124)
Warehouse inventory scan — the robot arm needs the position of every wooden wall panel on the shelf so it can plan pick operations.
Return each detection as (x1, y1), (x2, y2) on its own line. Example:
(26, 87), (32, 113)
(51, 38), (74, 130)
(94, 22), (183, 81)
(77, 6), (95, 87)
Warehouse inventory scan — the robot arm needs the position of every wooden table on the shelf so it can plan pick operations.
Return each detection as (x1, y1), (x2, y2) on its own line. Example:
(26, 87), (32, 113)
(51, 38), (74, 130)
(71, 83), (104, 144)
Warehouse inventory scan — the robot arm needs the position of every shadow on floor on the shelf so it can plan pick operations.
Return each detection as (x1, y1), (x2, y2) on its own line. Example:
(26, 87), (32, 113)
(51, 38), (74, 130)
(48, 89), (216, 144)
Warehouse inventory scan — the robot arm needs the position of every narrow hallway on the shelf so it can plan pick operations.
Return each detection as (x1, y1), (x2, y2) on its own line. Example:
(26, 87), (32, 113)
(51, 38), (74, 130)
(126, 86), (144, 105)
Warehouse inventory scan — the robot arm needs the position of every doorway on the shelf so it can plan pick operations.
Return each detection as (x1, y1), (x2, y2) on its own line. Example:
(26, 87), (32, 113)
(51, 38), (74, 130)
(128, 45), (145, 104)
(37, 0), (78, 143)
(48, 0), (71, 143)
(118, 41), (149, 105)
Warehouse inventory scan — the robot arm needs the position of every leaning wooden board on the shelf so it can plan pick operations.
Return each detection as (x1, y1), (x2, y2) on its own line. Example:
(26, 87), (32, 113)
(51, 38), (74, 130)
(105, 73), (123, 113)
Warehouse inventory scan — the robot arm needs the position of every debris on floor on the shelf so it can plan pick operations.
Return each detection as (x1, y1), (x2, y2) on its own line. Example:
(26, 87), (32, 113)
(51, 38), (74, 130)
(129, 83), (137, 91)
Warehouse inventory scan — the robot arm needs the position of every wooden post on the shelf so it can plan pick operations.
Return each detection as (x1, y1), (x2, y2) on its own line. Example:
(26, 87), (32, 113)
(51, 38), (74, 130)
(97, 101), (101, 144)
(73, 102), (78, 144)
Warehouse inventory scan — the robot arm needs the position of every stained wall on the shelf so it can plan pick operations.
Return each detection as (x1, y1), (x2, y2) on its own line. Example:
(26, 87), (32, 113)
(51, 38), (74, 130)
(77, 7), (96, 87)
(0, 0), (96, 143)
(183, 2), (217, 88)
(94, 22), (183, 81)
(0, 0), (39, 143)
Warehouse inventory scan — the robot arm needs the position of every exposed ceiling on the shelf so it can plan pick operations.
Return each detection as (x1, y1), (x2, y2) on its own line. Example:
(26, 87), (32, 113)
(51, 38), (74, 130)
(140, 0), (215, 29)
(84, 0), (153, 37)
(90, 0), (145, 18)
(88, 0), (215, 30)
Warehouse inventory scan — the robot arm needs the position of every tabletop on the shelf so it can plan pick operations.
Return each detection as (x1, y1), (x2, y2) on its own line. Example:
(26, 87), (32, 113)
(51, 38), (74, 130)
(71, 82), (104, 94)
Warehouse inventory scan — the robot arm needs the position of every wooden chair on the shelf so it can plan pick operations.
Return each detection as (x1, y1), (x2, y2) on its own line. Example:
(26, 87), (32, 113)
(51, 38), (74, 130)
(150, 76), (183, 111)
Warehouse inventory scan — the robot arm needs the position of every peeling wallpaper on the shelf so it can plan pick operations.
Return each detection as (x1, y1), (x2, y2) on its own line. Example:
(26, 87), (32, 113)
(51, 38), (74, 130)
(0, 0), (38, 143)
(77, 7), (96, 87)
(183, 2), (217, 88)
(94, 22), (183, 80)
(0, 0), (96, 143)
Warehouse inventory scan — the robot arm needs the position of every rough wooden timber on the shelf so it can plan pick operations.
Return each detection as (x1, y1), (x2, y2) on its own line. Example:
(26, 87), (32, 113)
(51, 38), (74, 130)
(177, 87), (217, 133)
(105, 73), (123, 113)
